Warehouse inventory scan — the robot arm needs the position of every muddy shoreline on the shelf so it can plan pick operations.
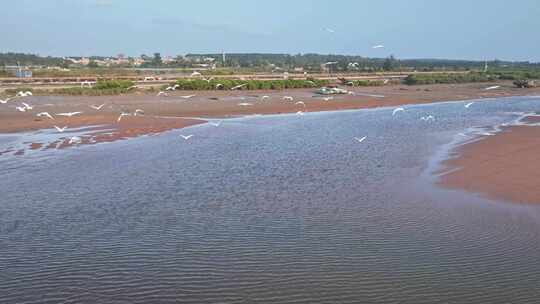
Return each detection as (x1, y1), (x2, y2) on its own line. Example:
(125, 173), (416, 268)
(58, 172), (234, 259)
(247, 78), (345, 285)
(2, 81), (540, 156)
(439, 123), (540, 204)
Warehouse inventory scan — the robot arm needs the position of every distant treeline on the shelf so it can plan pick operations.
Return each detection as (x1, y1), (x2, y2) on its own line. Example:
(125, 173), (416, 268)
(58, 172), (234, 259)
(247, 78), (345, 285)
(187, 53), (540, 72)
(3, 52), (540, 73)
(0, 52), (67, 67)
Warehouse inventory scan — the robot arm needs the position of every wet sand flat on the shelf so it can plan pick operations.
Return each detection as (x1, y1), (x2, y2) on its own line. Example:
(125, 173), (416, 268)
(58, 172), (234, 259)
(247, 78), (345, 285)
(1, 81), (540, 153)
(440, 125), (540, 204)
(2, 82), (539, 134)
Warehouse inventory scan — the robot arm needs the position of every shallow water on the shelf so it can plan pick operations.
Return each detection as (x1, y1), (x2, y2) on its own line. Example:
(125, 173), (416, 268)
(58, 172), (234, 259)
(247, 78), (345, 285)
(2, 96), (540, 303)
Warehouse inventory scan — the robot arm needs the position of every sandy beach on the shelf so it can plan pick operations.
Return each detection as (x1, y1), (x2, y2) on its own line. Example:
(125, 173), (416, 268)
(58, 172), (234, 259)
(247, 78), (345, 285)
(440, 123), (540, 204)
(2, 81), (539, 135)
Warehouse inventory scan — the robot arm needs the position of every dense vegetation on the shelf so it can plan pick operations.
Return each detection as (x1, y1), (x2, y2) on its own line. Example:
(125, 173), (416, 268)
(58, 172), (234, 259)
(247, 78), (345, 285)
(404, 72), (497, 85)
(170, 78), (329, 90)
(339, 78), (388, 86)
(494, 70), (540, 80)
(5, 80), (135, 96)
(404, 70), (540, 85)
(53, 79), (135, 95)
(0, 52), (67, 67)
(3, 52), (540, 74)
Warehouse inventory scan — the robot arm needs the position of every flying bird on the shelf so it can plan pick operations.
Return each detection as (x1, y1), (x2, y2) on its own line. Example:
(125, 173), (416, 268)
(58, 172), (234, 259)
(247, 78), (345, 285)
(484, 85), (500, 90)
(354, 136), (367, 143)
(157, 91), (168, 97)
(231, 84), (247, 90)
(323, 27), (335, 33)
(180, 95), (196, 99)
(127, 85), (138, 90)
(261, 95), (270, 100)
(209, 121), (222, 127)
(16, 91), (33, 97)
(420, 115), (435, 121)
(180, 134), (193, 140)
(464, 102), (474, 109)
(372, 45), (385, 49)
(0, 97), (13, 104)
(54, 125), (67, 133)
(237, 102), (253, 106)
(56, 112), (82, 117)
(36, 112), (54, 119)
(117, 112), (131, 122)
(21, 102), (33, 110)
(392, 107), (405, 116)
(90, 104), (105, 110)
(68, 136), (81, 144)
(323, 97), (333, 101)
(134, 109), (145, 116)
(323, 62), (338, 66)
(16, 106), (26, 112)
(80, 80), (93, 88)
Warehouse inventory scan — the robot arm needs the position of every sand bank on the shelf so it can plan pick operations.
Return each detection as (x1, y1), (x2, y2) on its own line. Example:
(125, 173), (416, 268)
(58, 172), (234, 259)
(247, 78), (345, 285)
(440, 125), (540, 204)
(1, 81), (540, 154)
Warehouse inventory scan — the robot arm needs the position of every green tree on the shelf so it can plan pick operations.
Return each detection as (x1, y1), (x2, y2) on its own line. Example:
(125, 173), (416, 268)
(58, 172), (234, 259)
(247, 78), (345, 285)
(59, 60), (70, 69)
(87, 60), (98, 68)
(152, 53), (162, 66)
(383, 55), (397, 71)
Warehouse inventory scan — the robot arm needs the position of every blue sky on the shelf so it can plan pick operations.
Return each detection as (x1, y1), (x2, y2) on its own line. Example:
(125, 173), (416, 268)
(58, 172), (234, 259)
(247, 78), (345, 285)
(2, 0), (539, 61)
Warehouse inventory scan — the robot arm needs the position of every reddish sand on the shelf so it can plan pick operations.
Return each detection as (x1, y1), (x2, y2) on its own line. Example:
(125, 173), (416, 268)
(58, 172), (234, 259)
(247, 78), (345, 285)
(1, 81), (540, 153)
(440, 126), (540, 204)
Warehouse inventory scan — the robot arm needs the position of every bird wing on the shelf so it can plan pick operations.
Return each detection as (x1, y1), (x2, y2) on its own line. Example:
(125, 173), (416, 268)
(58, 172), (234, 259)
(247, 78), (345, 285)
(392, 108), (404, 115)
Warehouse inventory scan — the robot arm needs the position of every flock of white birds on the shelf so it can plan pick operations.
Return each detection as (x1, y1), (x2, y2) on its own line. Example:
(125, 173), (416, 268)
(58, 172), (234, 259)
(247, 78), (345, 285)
(1, 90), (119, 144)
(2, 74), (496, 147)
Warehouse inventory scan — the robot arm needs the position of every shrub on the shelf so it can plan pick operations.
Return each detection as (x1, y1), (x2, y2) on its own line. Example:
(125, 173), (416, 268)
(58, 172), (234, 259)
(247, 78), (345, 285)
(404, 72), (496, 85)
(351, 80), (386, 86)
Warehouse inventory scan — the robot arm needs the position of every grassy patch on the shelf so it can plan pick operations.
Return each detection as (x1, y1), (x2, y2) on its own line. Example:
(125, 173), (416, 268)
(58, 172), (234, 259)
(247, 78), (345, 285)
(348, 80), (386, 86)
(404, 72), (497, 85)
(5, 80), (135, 96)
